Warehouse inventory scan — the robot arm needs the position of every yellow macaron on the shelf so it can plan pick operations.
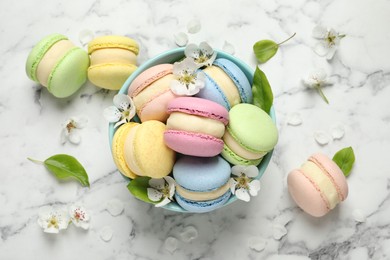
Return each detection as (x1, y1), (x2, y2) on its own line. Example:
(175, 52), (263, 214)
(88, 35), (139, 90)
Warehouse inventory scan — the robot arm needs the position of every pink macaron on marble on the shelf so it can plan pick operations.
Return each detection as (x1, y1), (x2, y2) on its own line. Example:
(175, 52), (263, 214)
(164, 97), (229, 157)
(287, 153), (349, 217)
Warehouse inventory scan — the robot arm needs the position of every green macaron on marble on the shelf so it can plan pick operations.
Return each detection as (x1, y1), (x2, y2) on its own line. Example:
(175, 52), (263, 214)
(26, 33), (89, 98)
(221, 103), (278, 166)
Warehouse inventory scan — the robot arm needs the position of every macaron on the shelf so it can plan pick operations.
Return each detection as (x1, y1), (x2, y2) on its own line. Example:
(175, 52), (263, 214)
(111, 121), (175, 179)
(164, 97), (229, 157)
(88, 35), (139, 90)
(287, 153), (349, 217)
(195, 58), (252, 110)
(173, 156), (232, 213)
(128, 64), (177, 122)
(26, 33), (90, 98)
(221, 103), (278, 166)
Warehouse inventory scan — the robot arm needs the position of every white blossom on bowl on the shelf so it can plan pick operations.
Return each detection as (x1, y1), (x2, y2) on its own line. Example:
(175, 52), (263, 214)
(104, 94), (136, 128)
(69, 203), (90, 230)
(147, 176), (176, 207)
(312, 25), (345, 60)
(302, 69), (333, 104)
(37, 206), (70, 234)
(170, 57), (205, 96)
(229, 165), (261, 202)
(60, 116), (88, 145)
(184, 42), (217, 67)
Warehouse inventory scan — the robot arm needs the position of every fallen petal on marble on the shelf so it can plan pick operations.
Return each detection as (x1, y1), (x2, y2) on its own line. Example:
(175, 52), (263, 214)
(248, 237), (266, 252)
(187, 19), (201, 34)
(314, 131), (331, 145)
(106, 198), (124, 216)
(163, 236), (178, 254)
(272, 224), (287, 240)
(99, 226), (113, 242)
(222, 41), (235, 55)
(174, 32), (188, 47)
(287, 113), (302, 126)
(353, 209), (366, 223)
(79, 29), (95, 47)
(180, 226), (198, 243)
(331, 125), (345, 140)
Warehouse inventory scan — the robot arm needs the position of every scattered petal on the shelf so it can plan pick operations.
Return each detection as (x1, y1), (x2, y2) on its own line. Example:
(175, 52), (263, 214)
(106, 198), (124, 216)
(187, 19), (201, 34)
(352, 209), (366, 223)
(79, 29), (95, 47)
(174, 32), (188, 47)
(180, 226), (198, 243)
(331, 125), (345, 140)
(222, 41), (235, 55)
(163, 237), (178, 254)
(287, 113), (302, 126)
(69, 204), (90, 230)
(314, 131), (331, 145)
(272, 224), (287, 240)
(248, 237), (267, 252)
(235, 188), (251, 202)
(99, 226), (113, 242)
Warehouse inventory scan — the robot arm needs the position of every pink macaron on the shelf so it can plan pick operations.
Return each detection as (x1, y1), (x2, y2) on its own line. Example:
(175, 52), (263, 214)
(287, 153), (348, 217)
(128, 64), (178, 122)
(164, 97), (229, 157)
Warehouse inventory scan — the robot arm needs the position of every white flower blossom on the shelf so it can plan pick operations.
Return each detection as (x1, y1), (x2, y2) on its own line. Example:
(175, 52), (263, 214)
(302, 69), (333, 104)
(37, 206), (70, 234)
(229, 165), (261, 202)
(185, 42), (217, 67)
(69, 204), (90, 230)
(103, 94), (136, 128)
(60, 116), (88, 145)
(170, 57), (205, 96)
(147, 176), (175, 207)
(312, 25), (345, 60)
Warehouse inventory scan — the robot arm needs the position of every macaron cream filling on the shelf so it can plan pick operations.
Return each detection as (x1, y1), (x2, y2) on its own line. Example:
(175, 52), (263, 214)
(90, 48), (137, 66)
(36, 39), (75, 87)
(124, 124), (144, 176)
(223, 129), (266, 160)
(175, 181), (231, 202)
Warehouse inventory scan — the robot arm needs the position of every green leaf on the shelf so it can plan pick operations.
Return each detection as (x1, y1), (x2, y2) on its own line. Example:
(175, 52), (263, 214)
(253, 40), (279, 63)
(252, 67), (274, 114)
(127, 177), (156, 204)
(332, 147), (355, 177)
(43, 154), (90, 187)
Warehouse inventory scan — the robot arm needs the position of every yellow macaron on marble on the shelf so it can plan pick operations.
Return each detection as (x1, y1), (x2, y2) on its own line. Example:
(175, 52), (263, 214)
(88, 35), (139, 90)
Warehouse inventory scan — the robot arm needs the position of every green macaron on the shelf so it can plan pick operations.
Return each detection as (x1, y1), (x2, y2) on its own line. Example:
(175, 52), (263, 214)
(221, 103), (278, 166)
(26, 33), (90, 98)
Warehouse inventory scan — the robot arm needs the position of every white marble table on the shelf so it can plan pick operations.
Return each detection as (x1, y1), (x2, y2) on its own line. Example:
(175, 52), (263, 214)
(1, 0), (389, 259)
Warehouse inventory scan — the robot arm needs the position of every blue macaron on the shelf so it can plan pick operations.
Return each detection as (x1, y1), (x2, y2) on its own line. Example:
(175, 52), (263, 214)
(173, 156), (232, 213)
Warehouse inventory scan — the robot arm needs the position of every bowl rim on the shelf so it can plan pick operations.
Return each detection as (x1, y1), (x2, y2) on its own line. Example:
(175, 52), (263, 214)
(108, 47), (276, 213)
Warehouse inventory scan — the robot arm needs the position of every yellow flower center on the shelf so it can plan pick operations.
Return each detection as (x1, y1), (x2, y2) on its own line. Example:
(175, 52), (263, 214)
(326, 32), (336, 47)
(235, 174), (251, 190)
(48, 216), (59, 229)
(66, 121), (75, 133)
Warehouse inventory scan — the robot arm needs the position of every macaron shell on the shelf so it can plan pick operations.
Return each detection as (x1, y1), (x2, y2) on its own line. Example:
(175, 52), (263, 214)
(47, 47), (90, 98)
(88, 35), (139, 55)
(26, 33), (68, 82)
(111, 123), (138, 179)
(137, 89), (177, 122)
(228, 103), (278, 153)
(175, 190), (231, 213)
(213, 58), (253, 103)
(221, 143), (263, 166)
(164, 130), (224, 157)
(287, 169), (330, 217)
(310, 153), (348, 201)
(88, 63), (137, 90)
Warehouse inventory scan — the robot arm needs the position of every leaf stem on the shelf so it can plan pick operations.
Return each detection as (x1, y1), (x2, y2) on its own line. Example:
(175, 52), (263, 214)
(277, 32), (296, 46)
(27, 157), (44, 164)
(314, 86), (329, 104)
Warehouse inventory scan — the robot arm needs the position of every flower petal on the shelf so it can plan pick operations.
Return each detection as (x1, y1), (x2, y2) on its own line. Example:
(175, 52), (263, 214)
(313, 42), (329, 57)
(244, 165), (259, 178)
(149, 178), (165, 190)
(68, 131), (81, 144)
(231, 165), (247, 177)
(60, 129), (68, 144)
(170, 80), (187, 96)
(312, 25), (327, 39)
(235, 188), (251, 202)
(72, 116), (88, 129)
(147, 188), (163, 202)
(113, 94), (131, 111)
(114, 118), (127, 129)
(104, 106), (122, 123)
(229, 178), (237, 194)
(155, 197), (171, 207)
(326, 47), (337, 60)
(248, 180), (261, 196)
(184, 43), (199, 59)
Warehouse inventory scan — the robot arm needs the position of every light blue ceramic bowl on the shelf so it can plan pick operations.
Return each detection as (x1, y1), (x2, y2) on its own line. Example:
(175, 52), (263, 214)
(108, 47), (276, 213)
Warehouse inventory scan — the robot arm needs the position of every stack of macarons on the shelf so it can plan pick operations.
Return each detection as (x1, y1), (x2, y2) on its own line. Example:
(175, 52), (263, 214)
(26, 33), (140, 97)
(109, 49), (279, 213)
